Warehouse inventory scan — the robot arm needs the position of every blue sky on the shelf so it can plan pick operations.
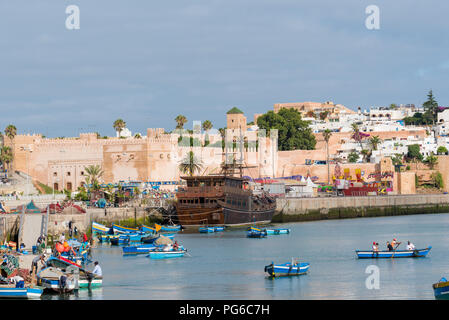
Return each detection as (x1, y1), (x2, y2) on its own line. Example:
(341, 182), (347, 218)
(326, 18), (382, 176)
(0, 0), (448, 137)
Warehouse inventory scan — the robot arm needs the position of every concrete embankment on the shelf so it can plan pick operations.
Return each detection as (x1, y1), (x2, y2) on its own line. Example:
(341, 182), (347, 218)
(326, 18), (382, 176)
(273, 194), (449, 222)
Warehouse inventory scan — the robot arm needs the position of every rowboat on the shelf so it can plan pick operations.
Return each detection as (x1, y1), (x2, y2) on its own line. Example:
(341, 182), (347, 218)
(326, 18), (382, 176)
(155, 223), (182, 232)
(265, 228), (290, 235)
(250, 226), (289, 235)
(98, 234), (118, 243)
(141, 233), (175, 244)
(110, 233), (144, 245)
(147, 250), (187, 259)
(247, 230), (267, 238)
(433, 277), (449, 299)
(264, 261), (310, 277)
(199, 226), (215, 233)
(45, 257), (102, 289)
(37, 267), (77, 293)
(141, 225), (157, 234)
(92, 222), (111, 234)
(355, 246), (432, 259)
(112, 224), (140, 234)
(0, 286), (44, 299)
(122, 244), (158, 255)
(213, 226), (225, 232)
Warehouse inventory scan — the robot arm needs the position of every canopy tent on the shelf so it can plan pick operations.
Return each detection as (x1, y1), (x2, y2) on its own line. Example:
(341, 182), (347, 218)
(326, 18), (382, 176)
(12, 200), (42, 214)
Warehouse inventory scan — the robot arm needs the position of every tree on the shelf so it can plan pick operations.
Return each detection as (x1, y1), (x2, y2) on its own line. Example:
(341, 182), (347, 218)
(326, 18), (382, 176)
(256, 108), (316, 151)
(178, 151), (203, 176)
(348, 151), (359, 163)
(391, 154), (403, 166)
(437, 146), (448, 155)
(4, 125), (16, 174)
(134, 133), (142, 139)
(369, 136), (382, 151)
(113, 119), (126, 137)
(422, 90), (438, 125)
(432, 171), (444, 189)
(407, 144), (423, 162)
(0, 146), (13, 174)
(202, 120), (213, 132)
(84, 164), (104, 190)
(175, 115), (187, 130)
(425, 153), (438, 169)
(351, 123), (365, 151)
(322, 129), (332, 184)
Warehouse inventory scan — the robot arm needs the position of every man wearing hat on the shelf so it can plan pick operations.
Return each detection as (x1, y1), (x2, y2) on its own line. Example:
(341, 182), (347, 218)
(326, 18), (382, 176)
(391, 238), (401, 250)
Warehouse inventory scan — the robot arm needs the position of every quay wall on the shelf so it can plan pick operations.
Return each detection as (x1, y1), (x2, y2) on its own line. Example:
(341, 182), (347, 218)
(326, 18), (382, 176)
(274, 194), (449, 222)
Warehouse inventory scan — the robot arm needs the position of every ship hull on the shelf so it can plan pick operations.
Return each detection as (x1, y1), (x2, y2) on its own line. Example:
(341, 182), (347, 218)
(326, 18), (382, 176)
(223, 206), (275, 226)
(174, 206), (224, 226)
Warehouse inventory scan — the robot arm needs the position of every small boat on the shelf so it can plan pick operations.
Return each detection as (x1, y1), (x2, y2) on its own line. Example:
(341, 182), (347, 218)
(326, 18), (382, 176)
(122, 244), (158, 255)
(433, 277), (449, 299)
(92, 222), (111, 234)
(0, 286), (44, 299)
(141, 225), (157, 234)
(214, 226), (225, 232)
(37, 267), (77, 293)
(110, 233), (143, 245)
(265, 228), (290, 235)
(155, 223), (182, 232)
(112, 224), (140, 234)
(141, 233), (175, 244)
(247, 230), (267, 238)
(264, 260), (310, 277)
(45, 257), (102, 289)
(355, 247), (432, 259)
(199, 226), (215, 233)
(147, 250), (187, 259)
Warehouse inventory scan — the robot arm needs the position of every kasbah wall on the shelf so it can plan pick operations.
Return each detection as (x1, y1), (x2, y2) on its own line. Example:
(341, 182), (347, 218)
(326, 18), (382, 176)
(6, 110), (448, 195)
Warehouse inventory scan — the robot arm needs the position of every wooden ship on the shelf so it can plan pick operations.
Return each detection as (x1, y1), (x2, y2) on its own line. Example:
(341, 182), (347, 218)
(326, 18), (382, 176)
(174, 129), (276, 227)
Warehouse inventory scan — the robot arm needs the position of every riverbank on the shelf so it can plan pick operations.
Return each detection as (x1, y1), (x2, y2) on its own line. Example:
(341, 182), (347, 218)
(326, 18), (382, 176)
(273, 194), (449, 222)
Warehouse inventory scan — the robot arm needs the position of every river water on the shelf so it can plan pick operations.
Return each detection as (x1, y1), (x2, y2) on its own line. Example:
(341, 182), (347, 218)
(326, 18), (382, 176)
(42, 213), (449, 300)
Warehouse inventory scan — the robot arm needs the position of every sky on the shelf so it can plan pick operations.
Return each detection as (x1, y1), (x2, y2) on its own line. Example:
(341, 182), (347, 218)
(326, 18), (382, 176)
(0, 0), (448, 137)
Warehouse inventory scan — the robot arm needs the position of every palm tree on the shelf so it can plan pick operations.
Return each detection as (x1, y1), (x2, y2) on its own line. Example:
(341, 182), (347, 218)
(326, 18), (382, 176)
(369, 136), (381, 151)
(0, 146), (13, 176)
(178, 151), (203, 176)
(113, 119), (126, 137)
(202, 120), (213, 132)
(84, 164), (104, 190)
(134, 133), (142, 139)
(322, 129), (332, 185)
(4, 125), (16, 172)
(175, 115), (187, 130)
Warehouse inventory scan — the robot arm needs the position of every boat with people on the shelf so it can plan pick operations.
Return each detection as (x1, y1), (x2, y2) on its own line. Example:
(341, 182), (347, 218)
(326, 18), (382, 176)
(433, 277), (449, 299)
(45, 257), (102, 289)
(355, 246), (432, 259)
(264, 260), (310, 277)
(147, 250), (187, 259)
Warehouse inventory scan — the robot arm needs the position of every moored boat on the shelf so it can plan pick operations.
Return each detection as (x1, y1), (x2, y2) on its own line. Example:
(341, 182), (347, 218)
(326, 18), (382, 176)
(45, 257), (102, 289)
(199, 226), (215, 233)
(37, 267), (77, 293)
(265, 228), (290, 235)
(0, 286), (44, 299)
(247, 230), (267, 238)
(122, 244), (159, 255)
(264, 261), (310, 277)
(155, 223), (182, 232)
(433, 277), (449, 299)
(355, 246), (432, 259)
(112, 224), (140, 234)
(214, 226), (225, 232)
(92, 222), (111, 234)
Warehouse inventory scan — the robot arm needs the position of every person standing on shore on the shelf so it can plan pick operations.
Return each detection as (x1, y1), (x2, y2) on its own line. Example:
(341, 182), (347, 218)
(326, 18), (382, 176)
(68, 220), (73, 238)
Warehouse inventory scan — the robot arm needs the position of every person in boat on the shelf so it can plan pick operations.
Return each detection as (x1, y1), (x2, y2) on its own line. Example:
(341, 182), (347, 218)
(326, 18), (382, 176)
(173, 241), (179, 251)
(391, 238), (401, 249)
(87, 261), (103, 281)
(372, 242), (379, 252)
(406, 241), (416, 251)
(59, 233), (65, 243)
(386, 241), (394, 251)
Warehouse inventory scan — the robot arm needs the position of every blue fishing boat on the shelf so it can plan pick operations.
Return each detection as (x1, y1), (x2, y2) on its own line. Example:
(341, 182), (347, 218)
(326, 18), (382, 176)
(433, 277), (449, 299)
(110, 234), (132, 245)
(0, 286), (44, 299)
(141, 225), (157, 234)
(45, 257), (102, 289)
(264, 260), (310, 277)
(37, 267), (77, 293)
(147, 249), (187, 259)
(155, 223), (182, 232)
(141, 233), (175, 244)
(355, 246), (432, 259)
(199, 226), (215, 233)
(265, 228), (290, 235)
(112, 224), (140, 234)
(122, 244), (158, 255)
(247, 230), (267, 238)
(214, 226), (225, 232)
(92, 222), (111, 234)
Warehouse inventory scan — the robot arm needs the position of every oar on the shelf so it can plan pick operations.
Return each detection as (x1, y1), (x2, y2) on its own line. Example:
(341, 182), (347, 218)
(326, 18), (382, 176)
(391, 243), (400, 259)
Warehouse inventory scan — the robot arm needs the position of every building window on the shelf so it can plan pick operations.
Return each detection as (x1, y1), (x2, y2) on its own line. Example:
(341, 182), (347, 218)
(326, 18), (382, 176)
(53, 172), (57, 176)
(67, 172), (71, 176)
(81, 171), (84, 175)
